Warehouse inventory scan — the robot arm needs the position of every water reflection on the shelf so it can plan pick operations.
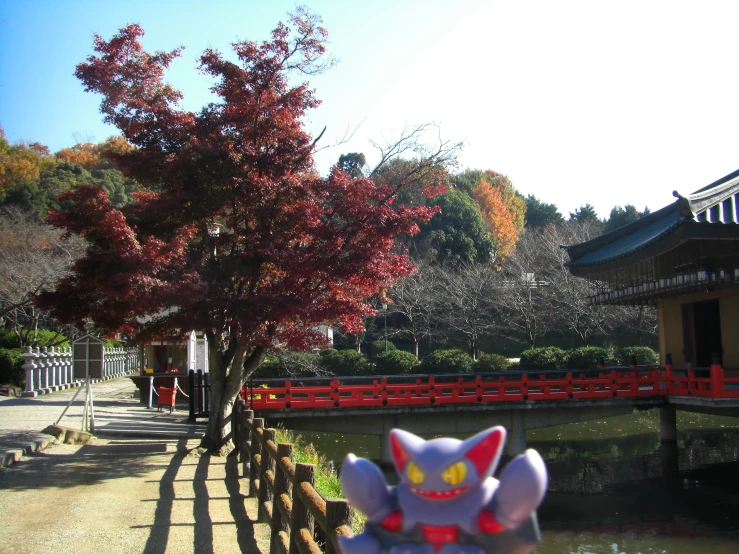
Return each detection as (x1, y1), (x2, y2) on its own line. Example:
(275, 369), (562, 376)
(282, 408), (739, 553)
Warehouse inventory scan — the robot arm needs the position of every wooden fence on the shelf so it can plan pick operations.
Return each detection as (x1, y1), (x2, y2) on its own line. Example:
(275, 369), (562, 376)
(233, 397), (354, 554)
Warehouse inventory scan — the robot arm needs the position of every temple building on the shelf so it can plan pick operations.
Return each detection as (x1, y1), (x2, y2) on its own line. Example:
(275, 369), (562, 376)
(565, 169), (739, 369)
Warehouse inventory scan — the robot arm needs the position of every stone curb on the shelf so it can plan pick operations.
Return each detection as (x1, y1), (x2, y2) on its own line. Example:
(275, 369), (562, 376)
(94, 429), (202, 441)
(0, 434), (56, 470)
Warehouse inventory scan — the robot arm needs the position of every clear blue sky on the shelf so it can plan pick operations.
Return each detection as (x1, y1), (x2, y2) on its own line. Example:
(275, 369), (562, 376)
(2, 1), (739, 219)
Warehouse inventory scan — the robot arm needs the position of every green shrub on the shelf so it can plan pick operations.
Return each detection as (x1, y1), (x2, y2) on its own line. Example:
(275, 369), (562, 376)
(375, 350), (420, 375)
(0, 348), (24, 387)
(0, 329), (18, 349)
(421, 349), (474, 374)
(0, 328), (69, 349)
(319, 349), (372, 377)
(36, 330), (70, 348)
(566, 346), (614, 369)
(519, 347), (568, 371)
(618, 346), (659, 366)
(475, 353), (511, 372)
(366, 340), (397, 360)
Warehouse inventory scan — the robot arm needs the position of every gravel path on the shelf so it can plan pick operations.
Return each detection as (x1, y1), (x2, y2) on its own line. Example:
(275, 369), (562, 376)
(0, 437), (271, 553)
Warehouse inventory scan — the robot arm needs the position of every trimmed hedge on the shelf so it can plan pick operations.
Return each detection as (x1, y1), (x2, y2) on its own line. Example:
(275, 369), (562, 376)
(618, 346), (659, 366)
(367, 340), (397, 361)
(375, 350), (420, 375)
(475, 353), (511, 372)
(250, 344), (660, 380)
(319, 348), (372, 377)
(519, 347), (568, 371)
(567, 346), (614, 370)
(421, 349), (474, 374)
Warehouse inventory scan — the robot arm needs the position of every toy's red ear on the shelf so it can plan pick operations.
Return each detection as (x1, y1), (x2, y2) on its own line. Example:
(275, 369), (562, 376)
(390, 431), (410, 471)
(464, 427), (504, 476)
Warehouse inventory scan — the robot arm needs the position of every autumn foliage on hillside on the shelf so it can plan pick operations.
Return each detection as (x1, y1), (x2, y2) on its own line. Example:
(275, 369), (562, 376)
(54, 136), (134, 171)
(472, 171), (526, 260)
(37, 11), (444, 451)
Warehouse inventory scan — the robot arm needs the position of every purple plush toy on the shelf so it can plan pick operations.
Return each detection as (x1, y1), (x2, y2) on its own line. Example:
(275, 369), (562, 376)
(338, 426), (547, 554)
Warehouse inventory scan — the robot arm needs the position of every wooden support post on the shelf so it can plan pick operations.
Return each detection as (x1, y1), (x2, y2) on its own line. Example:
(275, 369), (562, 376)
(325, 500), (353, 554)
(506, 410), (526, 457)
(660, 406), (677, 443)
(258, 428), (276, 523)
(289, 464), (315, 554)
(250, 418), (264, 498)
(661, 439), (679, 478)
(379, 433), (392, 467)
(270, 443), (294, 554)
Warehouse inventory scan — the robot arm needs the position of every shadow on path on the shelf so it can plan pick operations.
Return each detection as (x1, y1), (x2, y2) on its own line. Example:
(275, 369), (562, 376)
(226, 453), (260, 553)
(142, 437), (188, 554)
(139, 444), (263, 554)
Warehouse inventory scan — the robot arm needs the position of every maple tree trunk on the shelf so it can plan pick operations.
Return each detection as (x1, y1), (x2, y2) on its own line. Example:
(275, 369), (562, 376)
(202, 343), (247, 456)
(201, 342), (264, 456)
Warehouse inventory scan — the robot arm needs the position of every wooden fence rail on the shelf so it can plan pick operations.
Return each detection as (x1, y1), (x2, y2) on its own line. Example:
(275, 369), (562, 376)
(233, 398), (353, 554)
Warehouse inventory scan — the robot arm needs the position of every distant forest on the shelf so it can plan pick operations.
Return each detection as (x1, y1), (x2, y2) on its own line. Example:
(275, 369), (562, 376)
(0, 124), (656, 355)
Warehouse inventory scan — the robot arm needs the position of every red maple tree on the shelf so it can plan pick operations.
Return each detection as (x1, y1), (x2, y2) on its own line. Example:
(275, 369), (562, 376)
(39, 10), (442, 452)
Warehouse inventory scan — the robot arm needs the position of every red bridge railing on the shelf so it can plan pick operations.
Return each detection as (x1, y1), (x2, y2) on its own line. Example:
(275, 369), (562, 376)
(241, 363), (739, 411)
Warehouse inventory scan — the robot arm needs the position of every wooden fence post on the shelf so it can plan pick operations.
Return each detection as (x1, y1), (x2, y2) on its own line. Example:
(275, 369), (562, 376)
(250, 418), (264, 498)
(233, 399), (241, 456)
(258, 428), (277, 523)
(241, 408), (254, 479)
(325, 500), (353, 554)
(270, 442), (294, 554)
(289, 464), (316, 554)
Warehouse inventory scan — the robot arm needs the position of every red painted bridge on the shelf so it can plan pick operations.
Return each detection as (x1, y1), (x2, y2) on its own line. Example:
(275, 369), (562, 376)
(233, 363), (739, 460)
(241, 363), (739, 411)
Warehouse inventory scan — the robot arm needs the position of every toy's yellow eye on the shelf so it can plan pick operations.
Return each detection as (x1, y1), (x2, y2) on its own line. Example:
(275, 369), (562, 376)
(407, 461), (425, 484)
(441, 461), (467, 486)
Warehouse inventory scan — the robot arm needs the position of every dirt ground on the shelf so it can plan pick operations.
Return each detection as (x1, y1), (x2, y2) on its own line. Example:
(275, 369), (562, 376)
(0, 437), (271, 554)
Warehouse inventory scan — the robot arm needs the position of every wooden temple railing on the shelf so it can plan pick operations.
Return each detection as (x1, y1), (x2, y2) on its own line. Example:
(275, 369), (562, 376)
(232, 398), (353, 554)
(240, 362), (739, 411)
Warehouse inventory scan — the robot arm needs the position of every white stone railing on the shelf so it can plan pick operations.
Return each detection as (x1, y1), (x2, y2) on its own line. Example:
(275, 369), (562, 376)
(20, 346), (140, 397)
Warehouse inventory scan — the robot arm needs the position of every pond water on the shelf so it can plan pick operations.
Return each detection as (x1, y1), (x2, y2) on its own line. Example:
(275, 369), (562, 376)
(288, 409), (739, 553)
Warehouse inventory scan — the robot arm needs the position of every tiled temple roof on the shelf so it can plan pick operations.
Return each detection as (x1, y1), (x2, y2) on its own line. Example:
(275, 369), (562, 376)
(566, 169), (739, 272)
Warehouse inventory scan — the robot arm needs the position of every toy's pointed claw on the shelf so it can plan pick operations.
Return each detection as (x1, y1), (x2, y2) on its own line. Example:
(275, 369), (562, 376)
(340, 454), (392, 523)
(494, 449), (548, 530)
